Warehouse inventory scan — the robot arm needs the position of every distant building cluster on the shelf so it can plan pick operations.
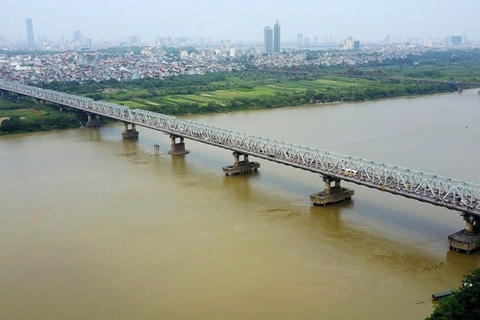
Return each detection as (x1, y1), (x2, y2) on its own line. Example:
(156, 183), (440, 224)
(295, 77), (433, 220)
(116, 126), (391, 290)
(1, 42), (455, 86)
(0, 18), (474, 52)
(0, 18), (475, 86)
(263, 20), (281, 53)
(0, 46), (245, 84)
(445, 35), (467, 46)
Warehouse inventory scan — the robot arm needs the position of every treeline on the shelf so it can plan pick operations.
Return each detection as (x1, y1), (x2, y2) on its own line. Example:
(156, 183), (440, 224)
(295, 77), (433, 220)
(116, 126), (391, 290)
(38, 70), (299, 99)
(227, 81), (454, 108)
(0, 97), (86, 135)
(41, 72), (231, 95)
(38, 71), (457, 117)
(0, 97), (37, 110)
(411, 47), (480, 65)
(133, 81), (455, 116)
(342, 48), (480, 82)
(0, 112), (83, 135)
(427, 267), (480, 320)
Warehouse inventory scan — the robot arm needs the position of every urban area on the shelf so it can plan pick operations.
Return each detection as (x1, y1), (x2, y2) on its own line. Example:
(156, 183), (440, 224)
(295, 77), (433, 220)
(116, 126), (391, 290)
(0, 19), (475, 85)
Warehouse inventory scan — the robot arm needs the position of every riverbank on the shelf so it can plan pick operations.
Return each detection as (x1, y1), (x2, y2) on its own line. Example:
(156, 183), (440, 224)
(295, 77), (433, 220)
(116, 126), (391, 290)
(85, 74), (460, 116)
(4, 53), (480, 134)
(0, 85), (457, 135)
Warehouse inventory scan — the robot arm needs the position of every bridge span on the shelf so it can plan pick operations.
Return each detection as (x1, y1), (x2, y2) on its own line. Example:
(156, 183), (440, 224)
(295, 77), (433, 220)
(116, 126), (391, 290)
(1, 79), (479, 253)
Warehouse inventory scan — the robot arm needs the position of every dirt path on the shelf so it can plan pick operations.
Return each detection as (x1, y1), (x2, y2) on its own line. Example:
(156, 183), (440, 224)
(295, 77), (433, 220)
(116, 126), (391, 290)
(29, 108), (42, 115)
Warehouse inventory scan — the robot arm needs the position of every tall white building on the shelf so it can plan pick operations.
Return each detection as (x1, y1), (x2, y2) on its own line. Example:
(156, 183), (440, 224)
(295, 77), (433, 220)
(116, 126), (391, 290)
(424, 38), (433, 47)
(344, 36), (353, 49)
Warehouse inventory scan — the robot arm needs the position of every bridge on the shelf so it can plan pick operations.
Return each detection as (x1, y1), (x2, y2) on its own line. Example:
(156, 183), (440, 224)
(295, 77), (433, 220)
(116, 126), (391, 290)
(1, 79), (479, 253)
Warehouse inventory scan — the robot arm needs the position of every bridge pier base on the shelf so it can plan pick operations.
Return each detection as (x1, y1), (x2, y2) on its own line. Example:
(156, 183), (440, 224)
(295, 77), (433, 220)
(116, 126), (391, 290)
(310, 176), (354, 206)
(448, 215), (480, 254)
(222, 152), (260, 176)
(86, 113), (101, 128)
(122, 123), (139, 140)
(168, 135), (189, 155)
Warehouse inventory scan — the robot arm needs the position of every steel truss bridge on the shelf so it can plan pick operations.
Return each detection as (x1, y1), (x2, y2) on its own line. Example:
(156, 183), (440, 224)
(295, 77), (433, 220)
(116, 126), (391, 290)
(1, 80), (479, 218)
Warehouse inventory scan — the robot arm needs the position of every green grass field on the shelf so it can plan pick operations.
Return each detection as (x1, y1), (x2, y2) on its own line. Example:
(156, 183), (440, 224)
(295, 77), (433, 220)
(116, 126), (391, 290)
(102, 62), (475, 111)
(0, 109), (40, 118)
(108, 77), (373, 108)
(110, 100), (146, 107)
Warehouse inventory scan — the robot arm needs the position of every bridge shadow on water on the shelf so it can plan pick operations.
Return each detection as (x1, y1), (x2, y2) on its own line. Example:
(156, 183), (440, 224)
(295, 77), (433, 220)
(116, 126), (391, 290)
(216, 173), (469, 273)
(308, 200), (354, 234)
(85, 127), (102, 142)
(306, 202), (470, 273)
(169, 153), (188, 174)
(120, 139), (139, 156)
(221, 170), (261, 199)
(445, 248), (480, 270)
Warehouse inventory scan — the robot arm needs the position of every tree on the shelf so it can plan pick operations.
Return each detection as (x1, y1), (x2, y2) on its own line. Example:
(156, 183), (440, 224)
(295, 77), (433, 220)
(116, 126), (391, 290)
(86, 93), (103, 101)
(426, 268), (480, 320)
(0, 116), (22, 133)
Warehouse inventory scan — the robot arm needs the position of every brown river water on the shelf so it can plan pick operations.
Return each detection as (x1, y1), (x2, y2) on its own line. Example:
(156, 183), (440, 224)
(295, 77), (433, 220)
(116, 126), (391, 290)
(1, 90), (480, 319)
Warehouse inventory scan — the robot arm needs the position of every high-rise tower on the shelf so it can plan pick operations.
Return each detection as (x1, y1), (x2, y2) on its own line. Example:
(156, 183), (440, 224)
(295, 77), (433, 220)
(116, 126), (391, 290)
(297, 33), (303, 45)
(26, 18), (35, 49)
(264, 26), (273, 53)
(344, 36), (353, 49)
(273, 19), (281, 53)
(74, 30), (82, 42)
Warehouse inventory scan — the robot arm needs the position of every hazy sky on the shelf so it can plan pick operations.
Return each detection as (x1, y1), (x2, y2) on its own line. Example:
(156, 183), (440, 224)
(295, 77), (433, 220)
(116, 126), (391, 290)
(2, 0), (479, 42)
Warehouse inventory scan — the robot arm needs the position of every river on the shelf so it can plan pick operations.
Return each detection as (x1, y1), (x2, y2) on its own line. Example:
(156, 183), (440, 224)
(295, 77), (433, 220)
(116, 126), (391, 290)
(1, 90), (479, 319)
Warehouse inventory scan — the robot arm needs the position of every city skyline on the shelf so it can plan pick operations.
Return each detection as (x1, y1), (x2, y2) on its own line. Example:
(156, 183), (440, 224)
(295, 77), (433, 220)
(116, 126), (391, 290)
(1, 0), (479, 44)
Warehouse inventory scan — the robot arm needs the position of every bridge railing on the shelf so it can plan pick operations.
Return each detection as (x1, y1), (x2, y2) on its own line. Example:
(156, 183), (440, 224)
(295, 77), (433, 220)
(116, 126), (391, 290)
(1, 80), (479, 215)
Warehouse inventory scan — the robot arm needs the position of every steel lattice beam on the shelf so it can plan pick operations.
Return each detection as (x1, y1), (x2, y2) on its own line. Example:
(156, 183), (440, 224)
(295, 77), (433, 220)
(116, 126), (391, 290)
(1, 80), (479, 216)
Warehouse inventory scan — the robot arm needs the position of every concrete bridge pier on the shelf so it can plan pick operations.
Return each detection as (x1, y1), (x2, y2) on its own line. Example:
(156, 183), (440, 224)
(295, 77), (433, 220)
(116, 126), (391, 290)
(457, 84), (463, 92)
(448, 214), (480, 254)
(464, 215), (478, 236)
(86, 113), (102, 128)
(168, 134), (189, 155)
(122, 123), (139, 140)
(222, 152), (260, 176)
(310, 175), (354, 206)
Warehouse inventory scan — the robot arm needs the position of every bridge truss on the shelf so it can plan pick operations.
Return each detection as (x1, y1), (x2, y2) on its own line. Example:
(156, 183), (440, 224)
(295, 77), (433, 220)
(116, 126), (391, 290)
(1, 80), (479, 217)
